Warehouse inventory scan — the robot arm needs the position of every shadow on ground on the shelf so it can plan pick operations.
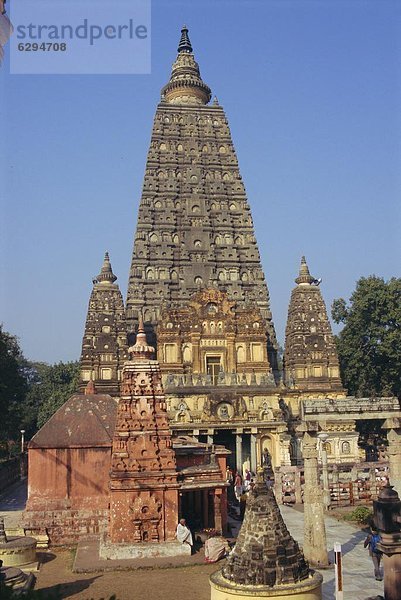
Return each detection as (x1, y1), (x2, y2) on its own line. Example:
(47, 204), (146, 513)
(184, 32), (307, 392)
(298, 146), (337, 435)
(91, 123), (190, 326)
(322, 577), (335, 598)
(37, 552), (57, 565)
(35, 575), (102, 599)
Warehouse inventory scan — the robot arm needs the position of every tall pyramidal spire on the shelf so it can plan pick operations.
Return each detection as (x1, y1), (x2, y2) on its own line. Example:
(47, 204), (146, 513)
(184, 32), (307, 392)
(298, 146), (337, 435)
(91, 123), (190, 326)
(283, 257), (344, 394)
(126, 26), (278, 370)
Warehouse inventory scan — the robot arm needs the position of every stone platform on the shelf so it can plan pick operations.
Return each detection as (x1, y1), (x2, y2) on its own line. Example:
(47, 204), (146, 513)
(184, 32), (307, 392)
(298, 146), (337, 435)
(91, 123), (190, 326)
(100, 537), (191, 560)
(74, 537), (199, 573)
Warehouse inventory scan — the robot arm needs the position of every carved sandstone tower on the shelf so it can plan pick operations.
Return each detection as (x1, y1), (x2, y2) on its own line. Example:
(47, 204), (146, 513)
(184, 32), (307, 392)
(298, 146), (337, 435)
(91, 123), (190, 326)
(126, 26), (278, 371)
(284, 257), (344, 395)
(79, 253), (128, 395)
(104, 318), (180, 555)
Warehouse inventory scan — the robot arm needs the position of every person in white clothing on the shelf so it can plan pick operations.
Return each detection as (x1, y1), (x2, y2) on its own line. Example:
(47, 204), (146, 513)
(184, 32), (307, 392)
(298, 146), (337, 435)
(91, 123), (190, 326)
(176, 518), (193, 547)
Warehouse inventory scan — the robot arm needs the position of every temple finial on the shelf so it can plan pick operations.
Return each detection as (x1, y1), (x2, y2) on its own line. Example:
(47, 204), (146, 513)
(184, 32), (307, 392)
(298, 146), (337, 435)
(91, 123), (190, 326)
(137, 309), (145, 334)
(94, 252), (117, 285)
(128, 309), (155, 360)
(178, 25), (193, 53)
(295, 256), (314, 285)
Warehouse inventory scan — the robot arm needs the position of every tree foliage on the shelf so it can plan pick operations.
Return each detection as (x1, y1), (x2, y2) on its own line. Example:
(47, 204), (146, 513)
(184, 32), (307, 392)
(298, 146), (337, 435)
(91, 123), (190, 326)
(0, 325), (79, 446)
(332, 276), (401, 398)
(0, 325), (28, 443)
(33, 361), (80, 429)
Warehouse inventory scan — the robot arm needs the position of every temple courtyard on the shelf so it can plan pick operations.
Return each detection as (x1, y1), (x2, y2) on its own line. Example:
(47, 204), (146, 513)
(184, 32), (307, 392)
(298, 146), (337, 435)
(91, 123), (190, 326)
(0, 480), (384, 599)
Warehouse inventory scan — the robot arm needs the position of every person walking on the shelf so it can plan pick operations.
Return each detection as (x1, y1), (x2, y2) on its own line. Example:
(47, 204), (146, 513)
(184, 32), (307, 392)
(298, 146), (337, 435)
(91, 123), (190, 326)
(234, 472), (243, 502)
(364, 527), (383, 580)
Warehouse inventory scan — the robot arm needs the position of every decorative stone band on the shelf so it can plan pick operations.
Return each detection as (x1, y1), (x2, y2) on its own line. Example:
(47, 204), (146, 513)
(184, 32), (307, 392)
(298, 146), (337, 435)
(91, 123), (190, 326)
(210, 569), (323, 600)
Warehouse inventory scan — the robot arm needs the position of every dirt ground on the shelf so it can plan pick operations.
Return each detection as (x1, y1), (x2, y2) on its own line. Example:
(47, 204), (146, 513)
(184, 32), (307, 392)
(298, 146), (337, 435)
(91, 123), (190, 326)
(34, 549), (220, 600)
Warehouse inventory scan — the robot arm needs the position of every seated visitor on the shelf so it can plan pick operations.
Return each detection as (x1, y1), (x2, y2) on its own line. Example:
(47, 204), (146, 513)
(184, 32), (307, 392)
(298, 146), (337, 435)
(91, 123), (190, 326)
(204, 531), (230, 563)
(176, 518), (193, 548)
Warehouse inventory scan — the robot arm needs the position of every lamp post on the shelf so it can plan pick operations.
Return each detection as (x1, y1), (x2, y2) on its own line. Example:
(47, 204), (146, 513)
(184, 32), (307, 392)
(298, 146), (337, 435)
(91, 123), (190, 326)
(318, 432), (331, 511)
(20, 429), (25, 454)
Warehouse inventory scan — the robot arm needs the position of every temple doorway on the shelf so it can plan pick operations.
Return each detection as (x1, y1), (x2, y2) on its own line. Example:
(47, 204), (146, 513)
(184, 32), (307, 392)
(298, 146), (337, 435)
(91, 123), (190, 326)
(179, 489), (215, 531)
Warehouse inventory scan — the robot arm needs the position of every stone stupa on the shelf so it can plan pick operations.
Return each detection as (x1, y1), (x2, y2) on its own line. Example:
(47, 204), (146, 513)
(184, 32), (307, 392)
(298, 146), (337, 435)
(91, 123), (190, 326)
(210, 470), (322, 600)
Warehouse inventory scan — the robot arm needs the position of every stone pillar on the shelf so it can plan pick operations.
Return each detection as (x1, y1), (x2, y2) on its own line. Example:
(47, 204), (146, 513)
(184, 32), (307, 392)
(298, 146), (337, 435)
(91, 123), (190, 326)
(191, 334), (201, 372)
(236, 433), (243, 473)
(226, 335), (236, 372)
(318, 434), (331, 511)
(207, 433), (214, 445)
(214, 490), (222, 533)
(274, 468), (283, 504)
(280, 432), (292, 466)
(374, 484), (401, 600)
(250, 434), (257, 473)
(302, 431), (328, 567)
(383, 419), (401, 497)
(294, 469), (303, 504)
(203, 489), (209, 528)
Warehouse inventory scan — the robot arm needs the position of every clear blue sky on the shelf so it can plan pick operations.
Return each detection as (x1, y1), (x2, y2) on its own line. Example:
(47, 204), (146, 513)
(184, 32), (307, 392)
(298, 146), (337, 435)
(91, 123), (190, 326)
(1, 0), (400, 363)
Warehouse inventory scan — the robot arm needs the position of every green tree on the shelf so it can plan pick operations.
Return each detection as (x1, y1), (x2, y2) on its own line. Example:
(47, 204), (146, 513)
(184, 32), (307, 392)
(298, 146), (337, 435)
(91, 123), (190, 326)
(0, 325), (28, 447)
(34, 361), (80, 429)
(332, 276), (401, 398)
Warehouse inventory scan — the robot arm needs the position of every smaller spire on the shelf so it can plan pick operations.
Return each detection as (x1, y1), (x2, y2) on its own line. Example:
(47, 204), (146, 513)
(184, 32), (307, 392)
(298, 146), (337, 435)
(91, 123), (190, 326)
(94, 252), (117, 285)
(128, 310), (155, 360)
(295, 256), (315, 285)
(135, 311), (148, 347)
(178, 25), (193, 53)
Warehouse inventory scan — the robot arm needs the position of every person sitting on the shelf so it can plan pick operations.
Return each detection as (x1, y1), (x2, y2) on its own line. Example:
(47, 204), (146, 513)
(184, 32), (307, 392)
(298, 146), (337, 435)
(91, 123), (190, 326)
(204, 530), (230, 563)
(176, 518), (193, 549)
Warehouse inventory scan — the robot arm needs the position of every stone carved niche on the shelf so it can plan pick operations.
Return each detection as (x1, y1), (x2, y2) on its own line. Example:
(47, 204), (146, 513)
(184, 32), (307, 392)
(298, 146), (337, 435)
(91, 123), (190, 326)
(217, 402), (234, 421)
(130, 494), (162, 543)
(259, 401), (273, 421)
(175, 400), (192, 423)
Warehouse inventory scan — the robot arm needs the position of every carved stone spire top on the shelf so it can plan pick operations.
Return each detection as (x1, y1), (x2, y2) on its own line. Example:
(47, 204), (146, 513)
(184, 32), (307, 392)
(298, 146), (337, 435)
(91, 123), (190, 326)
(178, 25), (192, 53)
(295, 256), (315, 286)
(95, 252), (117, 285)
(162, 26), (211, 105)
(128, 312), (155, 360)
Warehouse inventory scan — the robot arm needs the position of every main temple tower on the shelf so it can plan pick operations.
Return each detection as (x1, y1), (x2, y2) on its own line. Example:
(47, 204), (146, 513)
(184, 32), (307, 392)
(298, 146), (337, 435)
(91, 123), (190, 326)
(126, 26), (278, 371)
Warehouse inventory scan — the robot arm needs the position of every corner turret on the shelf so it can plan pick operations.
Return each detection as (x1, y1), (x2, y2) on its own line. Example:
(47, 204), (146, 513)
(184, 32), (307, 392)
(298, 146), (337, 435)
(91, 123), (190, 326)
(79, 253), (128, 396)
(284, 257), (345, 395)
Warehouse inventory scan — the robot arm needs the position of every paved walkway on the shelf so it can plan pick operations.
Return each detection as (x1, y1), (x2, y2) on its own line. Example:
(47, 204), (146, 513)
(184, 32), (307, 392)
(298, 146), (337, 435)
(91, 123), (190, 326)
(280, 505), (384, 600)
(0, 481), (385, 599)
(0, 479), (27, 529)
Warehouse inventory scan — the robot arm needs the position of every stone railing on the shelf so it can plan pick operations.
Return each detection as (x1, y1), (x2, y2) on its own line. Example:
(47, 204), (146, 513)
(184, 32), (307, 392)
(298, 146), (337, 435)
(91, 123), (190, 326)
(302, 397), (400, 418)
(274, 461), (389, 507)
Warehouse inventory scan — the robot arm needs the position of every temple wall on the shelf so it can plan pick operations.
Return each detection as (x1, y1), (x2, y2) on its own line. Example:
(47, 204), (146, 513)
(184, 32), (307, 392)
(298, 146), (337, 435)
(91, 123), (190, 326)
(109, 488), (178, 544)
(26, 447), (111, 511)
